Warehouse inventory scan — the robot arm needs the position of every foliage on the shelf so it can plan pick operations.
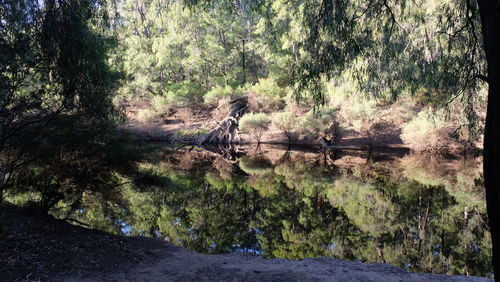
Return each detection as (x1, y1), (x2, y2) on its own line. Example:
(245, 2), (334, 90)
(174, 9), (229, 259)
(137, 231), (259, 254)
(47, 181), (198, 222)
(401, 109), (454, 150)
(300, 107), (336, 135)
(152, 95), (173, 116)
(0, 0), (121, 200)
(340, 96), (378, 142)
(239, 155), (274, 175)
(248, 78), (288, 112)
(327, 176), (397, 235)
(164, 81), (205, 107)
(204, 85), (247, 106)
(174, 129), (209, 138)
(298, 107), (337, 144)
(273, 112), (297, 142)
(116, 0), (264, 101)
(137, 109), (158, 123)
(239, 112), (272, 143)
(46, 147), (491, 277)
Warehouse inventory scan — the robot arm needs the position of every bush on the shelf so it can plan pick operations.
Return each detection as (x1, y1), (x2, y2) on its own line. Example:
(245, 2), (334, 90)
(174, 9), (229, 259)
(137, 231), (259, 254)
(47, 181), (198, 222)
(299, 107), (337, 144)
(248, 78), (287, 112)
(342, 98), (378, 142)
(273, 112), (296, 143)
(152, 95), (173, 116)
(137, 109), (157, 123)
(401, 109), (454, 150)
(239, 112), (272, 143)
(164, 81), (204, 107)
(204, 85), (246, 106)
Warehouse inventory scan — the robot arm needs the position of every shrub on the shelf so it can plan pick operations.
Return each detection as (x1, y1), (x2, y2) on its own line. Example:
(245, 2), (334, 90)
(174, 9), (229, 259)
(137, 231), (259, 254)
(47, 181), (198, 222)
(248, 78), (287, 112)
(401, 109), (454, 150)
(399, 154), (449, 187)
(136, 109), (157, 123)
(164, 81), (204, 107)
(342, 98), (378, 142)
(239, 155), (274, 175)
(273, 112), (296, 143)
(204, 85), (246, 106)
(152, 95), (173, 116)
(174, 129), (209, 138)
(327, 176), (397, 235)
(299, 107), (337, 145)
(239, 112), (272, 143)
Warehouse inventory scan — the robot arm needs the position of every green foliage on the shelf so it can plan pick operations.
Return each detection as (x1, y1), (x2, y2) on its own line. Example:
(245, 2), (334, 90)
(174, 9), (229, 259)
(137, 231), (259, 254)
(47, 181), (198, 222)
(0, 0), (121, 200)
(32, 144), (490, 277)
(204, 85), (247, 106)
(400, 154), (450, 187)
(239, 112), (272, 143)
(174, 129), (209, 138)
(248, 78), (288, 112)
(152, 95), (173, 116)
(401, 109), (454, 150)
(137, 109), (158, 123)
(327, 176), (397, 235)
(273, 112), (297, 141)
(338, 95), (378, 142)
(164, 81), (205, 107)
(299, 107), (337, 141)
(300, 108), (332, 132)
(116, 0), (265, 104)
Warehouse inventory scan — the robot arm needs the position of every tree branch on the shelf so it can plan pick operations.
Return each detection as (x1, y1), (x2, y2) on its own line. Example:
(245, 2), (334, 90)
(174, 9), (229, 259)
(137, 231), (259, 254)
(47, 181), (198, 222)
(475, 74), (490, 83)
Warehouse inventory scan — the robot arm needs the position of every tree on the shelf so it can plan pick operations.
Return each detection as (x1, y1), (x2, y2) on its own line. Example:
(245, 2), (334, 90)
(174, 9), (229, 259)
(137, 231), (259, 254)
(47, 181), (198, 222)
(186, 0), (500, 274)
(477, 0), (500, 277)
(0, 0), (121, 201)
(260, 0), (500, 275)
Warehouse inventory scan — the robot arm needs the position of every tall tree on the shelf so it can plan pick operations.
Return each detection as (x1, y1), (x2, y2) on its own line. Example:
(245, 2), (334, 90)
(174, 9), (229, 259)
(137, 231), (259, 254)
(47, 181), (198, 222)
(477, 0), (500, 277)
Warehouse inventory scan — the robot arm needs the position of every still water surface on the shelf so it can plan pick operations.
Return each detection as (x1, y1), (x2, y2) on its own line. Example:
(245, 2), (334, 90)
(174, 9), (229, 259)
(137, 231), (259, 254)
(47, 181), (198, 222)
(73, 145), (491, 277)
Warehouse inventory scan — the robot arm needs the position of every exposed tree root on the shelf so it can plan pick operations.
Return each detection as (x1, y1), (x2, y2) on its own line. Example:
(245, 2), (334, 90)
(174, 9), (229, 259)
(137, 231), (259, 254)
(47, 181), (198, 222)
(196, 98), (247, 145)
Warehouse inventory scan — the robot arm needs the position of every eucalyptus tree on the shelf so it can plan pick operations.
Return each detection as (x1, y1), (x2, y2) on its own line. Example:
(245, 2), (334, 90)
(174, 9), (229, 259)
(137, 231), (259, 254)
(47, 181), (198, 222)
(290, 0), (499, 275)
(115, 0), (267, 102)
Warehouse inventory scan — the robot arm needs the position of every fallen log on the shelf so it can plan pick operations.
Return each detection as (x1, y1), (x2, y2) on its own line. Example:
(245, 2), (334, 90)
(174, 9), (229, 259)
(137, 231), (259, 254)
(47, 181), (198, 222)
(197, 97), (247, 145)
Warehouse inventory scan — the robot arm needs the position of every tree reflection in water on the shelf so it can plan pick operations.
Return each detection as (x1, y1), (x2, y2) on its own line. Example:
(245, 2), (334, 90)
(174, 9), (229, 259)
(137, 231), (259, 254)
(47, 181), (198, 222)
(6, 144), (492, 277)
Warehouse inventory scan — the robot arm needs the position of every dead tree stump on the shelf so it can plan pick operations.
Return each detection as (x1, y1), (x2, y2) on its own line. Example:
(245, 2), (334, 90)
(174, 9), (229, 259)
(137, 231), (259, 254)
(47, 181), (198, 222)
(197, 98), (247, 145)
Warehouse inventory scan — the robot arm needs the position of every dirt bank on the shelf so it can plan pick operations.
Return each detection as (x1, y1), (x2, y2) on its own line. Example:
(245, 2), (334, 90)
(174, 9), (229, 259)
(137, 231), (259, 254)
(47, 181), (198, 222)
(124, 101), (482, 151)
(1, 204), (492, 282)
(66, 247), (493, 282)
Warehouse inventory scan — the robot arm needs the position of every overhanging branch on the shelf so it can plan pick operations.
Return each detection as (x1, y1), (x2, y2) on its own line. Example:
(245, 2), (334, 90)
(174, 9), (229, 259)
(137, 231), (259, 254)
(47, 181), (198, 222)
(475, 74), (490, 83)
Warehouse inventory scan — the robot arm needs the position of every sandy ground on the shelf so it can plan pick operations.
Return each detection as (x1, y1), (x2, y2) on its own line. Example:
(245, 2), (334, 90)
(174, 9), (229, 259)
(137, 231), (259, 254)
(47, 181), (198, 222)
(65, 244), (492, 282)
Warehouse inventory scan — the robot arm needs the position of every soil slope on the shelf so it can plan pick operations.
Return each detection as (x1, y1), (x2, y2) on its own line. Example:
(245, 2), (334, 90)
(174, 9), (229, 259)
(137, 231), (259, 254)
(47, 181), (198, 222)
(66, 246), (492, 282)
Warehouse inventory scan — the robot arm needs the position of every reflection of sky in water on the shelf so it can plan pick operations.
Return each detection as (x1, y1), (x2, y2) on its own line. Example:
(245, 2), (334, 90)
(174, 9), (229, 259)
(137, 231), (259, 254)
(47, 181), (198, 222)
(115, 219), (132, 236)
(233, 244), (263, 255)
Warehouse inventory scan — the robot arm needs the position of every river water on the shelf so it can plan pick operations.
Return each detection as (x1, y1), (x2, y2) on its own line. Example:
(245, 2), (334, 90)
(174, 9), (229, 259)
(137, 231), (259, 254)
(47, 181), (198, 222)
(66, 144), (492, 277)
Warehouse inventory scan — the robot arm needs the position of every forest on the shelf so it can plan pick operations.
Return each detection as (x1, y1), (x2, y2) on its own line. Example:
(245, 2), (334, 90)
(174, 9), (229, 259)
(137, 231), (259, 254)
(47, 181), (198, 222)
(1, 0), (500, 280)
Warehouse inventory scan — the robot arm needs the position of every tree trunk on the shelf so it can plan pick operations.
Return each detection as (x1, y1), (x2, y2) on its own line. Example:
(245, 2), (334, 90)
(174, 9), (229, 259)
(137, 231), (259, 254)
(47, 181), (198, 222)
(241, 38), (246, 84)
(477, 0), (500, 276)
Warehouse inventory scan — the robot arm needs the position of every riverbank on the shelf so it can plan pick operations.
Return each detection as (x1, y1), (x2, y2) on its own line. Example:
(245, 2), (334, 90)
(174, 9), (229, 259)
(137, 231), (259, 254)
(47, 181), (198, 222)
(0, 204), (492, 281)
(123, 99), (483, 152)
